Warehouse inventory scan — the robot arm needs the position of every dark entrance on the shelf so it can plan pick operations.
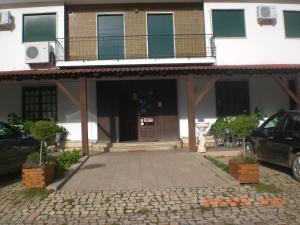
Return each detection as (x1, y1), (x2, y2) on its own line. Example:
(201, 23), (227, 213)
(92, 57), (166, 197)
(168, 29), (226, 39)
(97, 80), (179, 142)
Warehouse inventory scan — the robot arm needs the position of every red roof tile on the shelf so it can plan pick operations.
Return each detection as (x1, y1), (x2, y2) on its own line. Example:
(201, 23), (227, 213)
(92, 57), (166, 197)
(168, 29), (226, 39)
(0, 64), (300, 80)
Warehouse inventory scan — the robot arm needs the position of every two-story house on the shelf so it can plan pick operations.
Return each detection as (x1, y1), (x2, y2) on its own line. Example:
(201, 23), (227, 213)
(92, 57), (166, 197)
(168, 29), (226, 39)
(0, 0), (300, 154)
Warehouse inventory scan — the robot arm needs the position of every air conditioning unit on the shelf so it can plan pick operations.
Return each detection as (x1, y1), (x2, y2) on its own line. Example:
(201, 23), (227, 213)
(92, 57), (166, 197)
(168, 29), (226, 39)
(0, 11), (12, 28)
(257, 6), (277, 23)
(25, 42), (52, 64)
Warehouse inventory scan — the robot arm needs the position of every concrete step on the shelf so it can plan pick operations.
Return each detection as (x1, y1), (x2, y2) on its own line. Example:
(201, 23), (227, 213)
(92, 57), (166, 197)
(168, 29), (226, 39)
(91, 140), (182, 152)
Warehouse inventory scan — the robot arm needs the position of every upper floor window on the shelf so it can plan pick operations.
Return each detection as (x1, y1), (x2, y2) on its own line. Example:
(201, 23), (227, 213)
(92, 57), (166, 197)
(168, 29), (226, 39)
(147, 13), (175, 58)
(212, 9), (246, 38)
(23, 13), (56, 42)
(97, 14), (125, 60)
(284, 11), (300, 38)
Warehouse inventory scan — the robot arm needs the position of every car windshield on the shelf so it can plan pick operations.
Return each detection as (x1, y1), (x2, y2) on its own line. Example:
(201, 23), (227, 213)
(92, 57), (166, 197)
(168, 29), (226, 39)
(261, 113), (285, 133)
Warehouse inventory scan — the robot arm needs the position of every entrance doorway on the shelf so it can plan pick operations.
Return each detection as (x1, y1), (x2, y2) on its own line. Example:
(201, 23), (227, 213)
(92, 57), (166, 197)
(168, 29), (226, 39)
(97, 80), (178, 143)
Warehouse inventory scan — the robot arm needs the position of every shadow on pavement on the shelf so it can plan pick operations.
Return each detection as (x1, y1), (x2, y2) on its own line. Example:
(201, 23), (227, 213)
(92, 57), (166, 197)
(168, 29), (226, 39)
(259, 161), (292, 177)
(0, 171), (22, 188)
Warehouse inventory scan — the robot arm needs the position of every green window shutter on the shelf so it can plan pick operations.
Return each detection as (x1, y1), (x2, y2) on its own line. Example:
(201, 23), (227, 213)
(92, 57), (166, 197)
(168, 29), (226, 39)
(23, 14), (56, 42)
(97, 14), (125, 60)
(147, 14), (174, 58)
(212, 10), (246, 37)
(284, 11), (300, 38)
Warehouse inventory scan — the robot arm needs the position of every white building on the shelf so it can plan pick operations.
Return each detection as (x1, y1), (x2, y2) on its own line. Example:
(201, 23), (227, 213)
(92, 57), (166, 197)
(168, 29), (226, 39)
(0, 0), (299, 153)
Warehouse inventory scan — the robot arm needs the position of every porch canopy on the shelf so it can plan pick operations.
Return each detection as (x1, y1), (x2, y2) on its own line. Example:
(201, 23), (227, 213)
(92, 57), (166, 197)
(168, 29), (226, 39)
(1, 64), (300, 154)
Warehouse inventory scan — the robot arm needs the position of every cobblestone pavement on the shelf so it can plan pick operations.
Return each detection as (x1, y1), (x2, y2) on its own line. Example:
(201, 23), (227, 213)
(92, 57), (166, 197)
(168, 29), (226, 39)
(0, 160), (299, 225)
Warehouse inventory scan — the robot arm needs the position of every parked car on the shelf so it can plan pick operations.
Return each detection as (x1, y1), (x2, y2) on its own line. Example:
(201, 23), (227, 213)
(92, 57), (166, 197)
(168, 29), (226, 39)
(247, 110), (300, 182)
(0, 122), (39, 176)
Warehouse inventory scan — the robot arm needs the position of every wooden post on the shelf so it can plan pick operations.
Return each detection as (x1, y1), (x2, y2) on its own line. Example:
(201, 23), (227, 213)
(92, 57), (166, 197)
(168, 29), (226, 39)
(297, 77), (300, 109)
(80, 78), (89, 156)
(273, 76), (300, 106)
(186, 77), (197, 152)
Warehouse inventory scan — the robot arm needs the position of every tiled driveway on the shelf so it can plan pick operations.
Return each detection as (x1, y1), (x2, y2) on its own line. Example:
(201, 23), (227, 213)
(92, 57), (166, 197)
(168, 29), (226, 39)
(62, 150), (237, 191)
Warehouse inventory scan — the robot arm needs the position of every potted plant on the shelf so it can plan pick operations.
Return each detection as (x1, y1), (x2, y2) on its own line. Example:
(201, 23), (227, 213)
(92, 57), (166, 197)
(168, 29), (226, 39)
(229, 154), (259, 184)
(22, 120), (57, 189)
(227, 114), (259, 184)
(55, 124), (69, 143)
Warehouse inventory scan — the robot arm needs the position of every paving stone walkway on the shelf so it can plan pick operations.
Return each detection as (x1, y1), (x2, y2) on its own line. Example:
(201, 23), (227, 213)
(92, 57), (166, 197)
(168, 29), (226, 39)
(0, 155), (299, 225)
(62, 151), (237, 191)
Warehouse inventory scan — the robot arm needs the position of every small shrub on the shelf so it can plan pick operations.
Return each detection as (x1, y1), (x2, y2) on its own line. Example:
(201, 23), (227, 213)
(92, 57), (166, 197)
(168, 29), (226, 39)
(7, 113), (34, 136)
(137, 208), (151, 215)
(209, 117), (233, 137)
(228, 114), (258, 138)
(31, 120), (58, 145)
(23, 152), (56, 168)
(230, 154), (257, 164)
(56, 150), (81, 171)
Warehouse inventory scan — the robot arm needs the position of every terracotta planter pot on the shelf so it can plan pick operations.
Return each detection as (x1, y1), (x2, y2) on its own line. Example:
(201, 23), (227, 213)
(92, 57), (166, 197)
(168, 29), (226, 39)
(229, 160), (259, 184)
(22, 164), (55, 189)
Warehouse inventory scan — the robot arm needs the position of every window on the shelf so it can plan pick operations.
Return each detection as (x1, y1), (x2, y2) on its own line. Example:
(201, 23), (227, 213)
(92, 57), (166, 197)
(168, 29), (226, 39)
(23, 13), (56, 42)
(212, 10), (246, 37)
(282, 114), (300, 132)
(261, 113), (285, 135)
(147, 13), (175, 58)
(97, 14), (125, 60)
(0, 124), (19, 140)
(215, 81), (250, 116)
(23, 87), (57, 120)
(284, 11), (300, 38)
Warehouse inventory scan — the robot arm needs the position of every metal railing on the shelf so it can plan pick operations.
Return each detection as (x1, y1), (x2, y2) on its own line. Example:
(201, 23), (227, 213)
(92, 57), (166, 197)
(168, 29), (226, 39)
(55, 34), (215, 62)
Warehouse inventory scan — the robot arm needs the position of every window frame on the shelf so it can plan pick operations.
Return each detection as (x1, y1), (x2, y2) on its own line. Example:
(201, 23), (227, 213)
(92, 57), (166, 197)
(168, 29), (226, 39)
(22, 13), (57, 43)
(211, 9), (247, 38)
(96, 12), (126, 60)
(283, 10), (300, 39)
(146, 12), (176, 59)
(22, 86), (57, 121)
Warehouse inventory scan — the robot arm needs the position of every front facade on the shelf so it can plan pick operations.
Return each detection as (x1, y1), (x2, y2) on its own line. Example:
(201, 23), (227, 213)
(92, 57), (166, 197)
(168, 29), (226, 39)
(0, 0), (300, 152)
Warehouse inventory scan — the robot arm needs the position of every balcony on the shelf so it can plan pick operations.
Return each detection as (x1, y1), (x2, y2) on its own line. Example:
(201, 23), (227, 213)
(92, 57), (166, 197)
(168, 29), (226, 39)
(55, 34), (215, 67)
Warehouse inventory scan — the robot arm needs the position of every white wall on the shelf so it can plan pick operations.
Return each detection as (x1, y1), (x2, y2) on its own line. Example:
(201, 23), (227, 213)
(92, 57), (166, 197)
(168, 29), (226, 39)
(57, 80), (98, 141)
(0, 4), (65, 71)
(0, 81), (98, 142)
(177, 77), (290, 138)
(204, 0), (300, 65)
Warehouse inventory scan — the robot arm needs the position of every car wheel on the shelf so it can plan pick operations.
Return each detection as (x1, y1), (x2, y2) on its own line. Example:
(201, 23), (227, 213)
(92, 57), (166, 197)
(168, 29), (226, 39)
(292, 154), (300, 182)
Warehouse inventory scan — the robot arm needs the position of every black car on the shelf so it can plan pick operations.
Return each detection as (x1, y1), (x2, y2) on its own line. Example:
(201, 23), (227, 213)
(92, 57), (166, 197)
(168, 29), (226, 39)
(248, 110), (300, 182)
(0, 122), (39, 176)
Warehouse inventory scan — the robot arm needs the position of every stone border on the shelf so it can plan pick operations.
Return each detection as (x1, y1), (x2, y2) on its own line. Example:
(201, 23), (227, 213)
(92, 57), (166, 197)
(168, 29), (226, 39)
(194, 153), (240, 186)
(46, 155), (89, 191)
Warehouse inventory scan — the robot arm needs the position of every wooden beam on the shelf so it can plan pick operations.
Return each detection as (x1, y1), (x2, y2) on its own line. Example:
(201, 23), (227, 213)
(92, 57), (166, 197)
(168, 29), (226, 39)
(296, 77), (300, 109)
(56, 81), (80, 109)
(79, 78), (89, 156)
(273, 77), (300, 106)
(186, 77), (197, 152)
(194, 78), (218, 107)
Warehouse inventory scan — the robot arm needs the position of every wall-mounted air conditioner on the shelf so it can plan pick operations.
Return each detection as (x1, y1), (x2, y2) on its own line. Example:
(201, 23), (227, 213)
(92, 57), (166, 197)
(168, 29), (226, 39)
(257, 6), (277, 23)
(25, 42), (52, 64)
(0, 11), (13, 28)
